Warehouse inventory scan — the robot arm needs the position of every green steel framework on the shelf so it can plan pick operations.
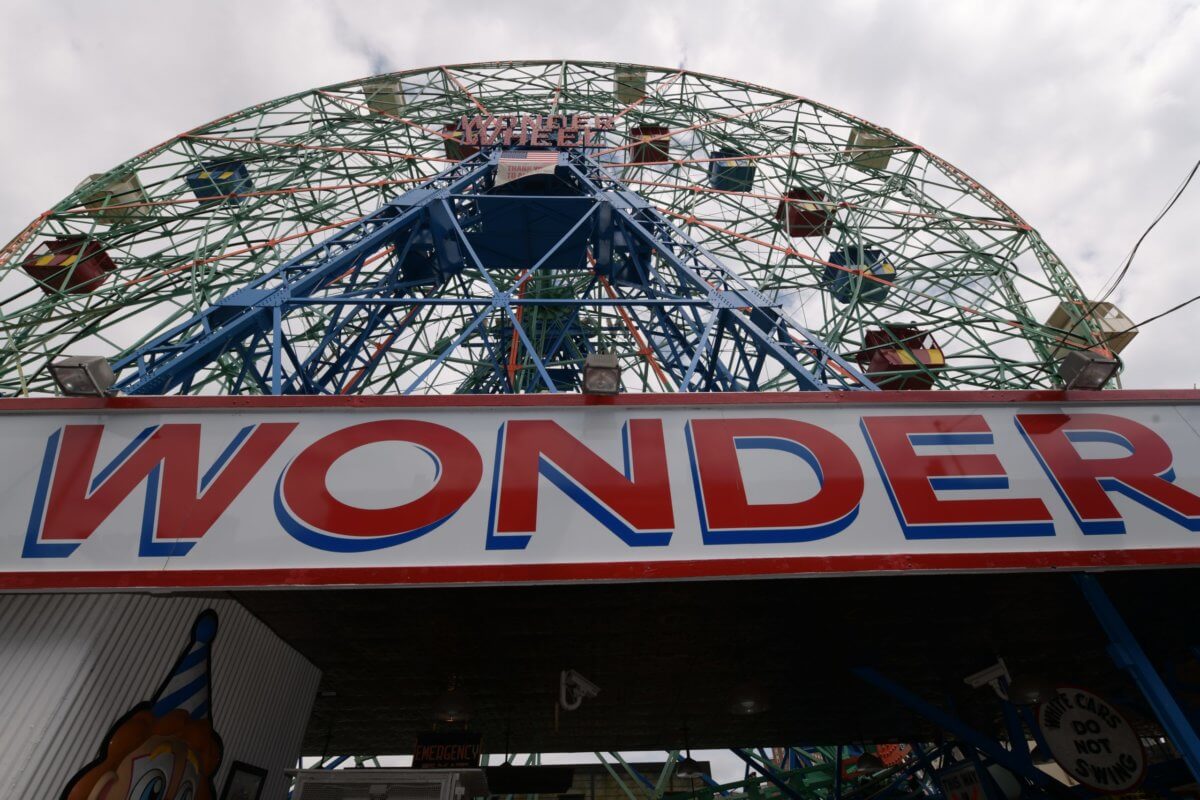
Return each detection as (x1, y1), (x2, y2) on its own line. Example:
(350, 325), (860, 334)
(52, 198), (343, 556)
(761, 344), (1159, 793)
(0, 61), (1102, 395)
(301, 747), (936, 800)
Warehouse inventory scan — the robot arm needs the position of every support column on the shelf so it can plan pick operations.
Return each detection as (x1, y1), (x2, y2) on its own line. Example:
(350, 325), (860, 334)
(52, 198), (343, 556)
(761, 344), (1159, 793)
(730, 749), (807, 800)
(833, 745), (843, 800)
(852, 667), (1070, 796)
(1074, 572), (1200, 782)
(910, 744), (947, 800)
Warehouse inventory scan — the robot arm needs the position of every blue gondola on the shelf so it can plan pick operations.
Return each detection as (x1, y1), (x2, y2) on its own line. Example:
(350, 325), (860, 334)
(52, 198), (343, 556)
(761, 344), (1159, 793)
(823, 246), (896, 304)
(186, 160), (253, 204)
(708, 149), (755, 191)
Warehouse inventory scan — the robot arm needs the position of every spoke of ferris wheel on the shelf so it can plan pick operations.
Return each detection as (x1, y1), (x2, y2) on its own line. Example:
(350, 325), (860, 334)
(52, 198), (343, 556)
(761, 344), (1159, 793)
(109, 150), (873, 395)
(111, 158), (492, 393)
(55, 178), (428, 217)
(183, 133), (456, 166)
(592, 97), (801, 161)
(654, 206), (1051, 340)
(315, 89), (471, 143)
(440, 66), (492, 115)
(612, 70), (686, 121)
(617, 176), (1029, 232)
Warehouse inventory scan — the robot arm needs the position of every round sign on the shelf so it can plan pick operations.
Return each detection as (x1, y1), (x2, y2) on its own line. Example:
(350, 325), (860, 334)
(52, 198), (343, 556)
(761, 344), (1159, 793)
(1036, 687), (1145, 793)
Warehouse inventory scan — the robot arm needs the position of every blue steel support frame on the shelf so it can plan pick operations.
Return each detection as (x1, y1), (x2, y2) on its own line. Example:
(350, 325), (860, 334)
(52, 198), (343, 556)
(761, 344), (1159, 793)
(961, 742), (1005, 800)
(730, 748), (808, 800)
(1074, 572), (1200, 783)
(661, 751), (724, 793)
(833, 745), (843, 800)
(910, 744), (946, 800)
(852, 667), (1070, 797)
(997, 682), (1034, 774)
(738, 742), (949, 800)
(111, 147), (876, 396)
(112, 152), (500, 394)
(871, 745), (947, 800)
(562, 150), (867, 392)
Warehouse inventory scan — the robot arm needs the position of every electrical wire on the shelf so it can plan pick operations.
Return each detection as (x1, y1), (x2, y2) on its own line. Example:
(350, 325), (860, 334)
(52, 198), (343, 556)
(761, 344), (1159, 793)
(1071, 156), (1200, 353)
(1093, 156), (1200, 305)
(1094, 290), (1200, 351)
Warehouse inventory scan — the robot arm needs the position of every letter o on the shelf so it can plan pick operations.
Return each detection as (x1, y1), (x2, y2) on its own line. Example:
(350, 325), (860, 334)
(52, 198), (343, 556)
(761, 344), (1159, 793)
(276, 420), (482, 551)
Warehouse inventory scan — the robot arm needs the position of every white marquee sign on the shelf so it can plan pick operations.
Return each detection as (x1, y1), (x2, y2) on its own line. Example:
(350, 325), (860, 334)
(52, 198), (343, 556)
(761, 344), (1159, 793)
(3, 391), (1200, 590)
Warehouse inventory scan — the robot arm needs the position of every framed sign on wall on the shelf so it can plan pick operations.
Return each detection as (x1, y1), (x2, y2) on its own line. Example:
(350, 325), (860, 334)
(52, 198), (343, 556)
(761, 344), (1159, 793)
(220, 761), (267, 800)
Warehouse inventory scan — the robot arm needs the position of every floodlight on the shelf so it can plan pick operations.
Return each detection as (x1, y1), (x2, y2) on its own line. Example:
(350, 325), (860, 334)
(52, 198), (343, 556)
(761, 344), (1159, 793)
(729, 683), (768, 715)
(582, 352), (620, 395)
(48, 355), (116, 397)
(432, 683), (471, 723)
(675, 756), (708, 779)
(1006, 675), (1056, 706)
(1057, 350), (1120, 390)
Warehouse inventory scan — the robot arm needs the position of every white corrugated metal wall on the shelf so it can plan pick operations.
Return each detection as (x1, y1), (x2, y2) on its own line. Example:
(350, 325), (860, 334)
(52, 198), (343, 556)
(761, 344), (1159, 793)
(0, 593), (321, 799)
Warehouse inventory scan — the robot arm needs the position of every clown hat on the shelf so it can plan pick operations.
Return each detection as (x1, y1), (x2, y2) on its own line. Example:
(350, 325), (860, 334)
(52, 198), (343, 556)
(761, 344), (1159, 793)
(151, 609), (218, 720)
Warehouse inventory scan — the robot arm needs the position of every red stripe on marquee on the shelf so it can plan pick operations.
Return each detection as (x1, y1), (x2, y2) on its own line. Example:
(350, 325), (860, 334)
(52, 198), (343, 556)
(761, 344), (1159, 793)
(0, 389), (1198, 413)
(4, 548), (1200, 591)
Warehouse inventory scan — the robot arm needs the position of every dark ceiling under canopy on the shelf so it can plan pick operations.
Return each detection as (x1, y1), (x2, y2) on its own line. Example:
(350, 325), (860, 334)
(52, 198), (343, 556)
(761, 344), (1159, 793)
(218, 568), (1199, 757)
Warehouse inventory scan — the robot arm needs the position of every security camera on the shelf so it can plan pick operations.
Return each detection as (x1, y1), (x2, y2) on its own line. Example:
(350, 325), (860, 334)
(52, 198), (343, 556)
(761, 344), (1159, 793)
(560, 669), (600, 711)
(566, 670), (600, 697)
(964, 657), (1010, 699)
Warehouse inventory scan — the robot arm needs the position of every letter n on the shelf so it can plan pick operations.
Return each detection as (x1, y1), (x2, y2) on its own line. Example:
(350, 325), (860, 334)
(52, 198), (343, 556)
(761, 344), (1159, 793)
(687, 417), (863, 544)
(487, 419), (673, 549)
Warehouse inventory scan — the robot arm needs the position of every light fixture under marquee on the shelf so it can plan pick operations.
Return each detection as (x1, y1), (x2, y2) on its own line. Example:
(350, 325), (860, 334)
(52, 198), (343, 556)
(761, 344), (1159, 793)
(729, 683), (769, 716)
(1006, 674), (1056, 706)
(432, 679), (471, 724)
(675, 756), (708, 779)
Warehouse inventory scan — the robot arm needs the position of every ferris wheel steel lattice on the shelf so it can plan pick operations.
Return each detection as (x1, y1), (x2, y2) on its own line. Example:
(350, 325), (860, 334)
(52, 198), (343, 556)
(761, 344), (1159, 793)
(0, 60), (1115, 396)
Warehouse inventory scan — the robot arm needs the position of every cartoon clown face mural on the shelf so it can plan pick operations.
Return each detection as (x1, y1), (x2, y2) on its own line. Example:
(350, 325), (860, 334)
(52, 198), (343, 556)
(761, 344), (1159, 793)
(62, 610), (224, 800)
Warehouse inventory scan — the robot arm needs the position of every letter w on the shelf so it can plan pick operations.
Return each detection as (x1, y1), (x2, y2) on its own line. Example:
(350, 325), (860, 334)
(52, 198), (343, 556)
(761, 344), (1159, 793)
(487, 419), (673, 550)
(24, 423), (295, 558)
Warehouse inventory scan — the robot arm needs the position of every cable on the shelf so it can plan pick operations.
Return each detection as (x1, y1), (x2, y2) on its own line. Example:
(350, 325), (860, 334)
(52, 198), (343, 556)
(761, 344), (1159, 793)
(1093, 156), (1200, 305)
(1065, 156), (1200, 356)
(1095, 290), (1200, 350)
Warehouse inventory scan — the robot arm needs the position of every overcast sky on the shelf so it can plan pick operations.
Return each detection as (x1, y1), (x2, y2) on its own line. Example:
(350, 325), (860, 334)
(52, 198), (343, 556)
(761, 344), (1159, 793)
(2, 0), (1198, 388)
(2, 0), (1196, 777)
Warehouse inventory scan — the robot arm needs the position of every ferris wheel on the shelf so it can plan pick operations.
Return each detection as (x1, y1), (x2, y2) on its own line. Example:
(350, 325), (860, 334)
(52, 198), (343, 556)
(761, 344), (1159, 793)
(0, 60), (1119, 396)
